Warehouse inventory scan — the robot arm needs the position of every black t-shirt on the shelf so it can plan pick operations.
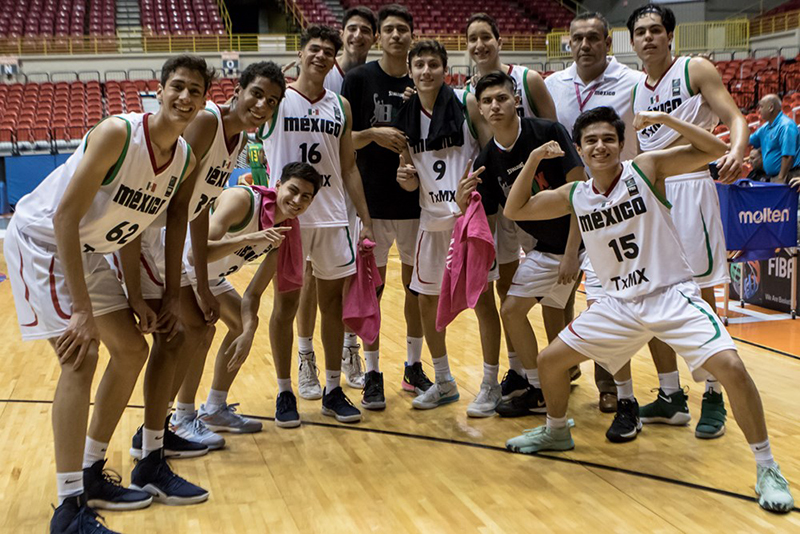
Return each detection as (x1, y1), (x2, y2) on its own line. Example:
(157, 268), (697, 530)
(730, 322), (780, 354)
(476, 117), (583, 254)
(341, 61), (420, 220)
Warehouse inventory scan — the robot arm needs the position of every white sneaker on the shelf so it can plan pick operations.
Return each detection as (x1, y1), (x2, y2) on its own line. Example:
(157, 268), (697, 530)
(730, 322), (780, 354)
(170, 413), (225, 450)
(342, 345), (364, 388)
(298, 351), (323, 400)
(412, 378), (460, 410)
(466, 381), (501, 418)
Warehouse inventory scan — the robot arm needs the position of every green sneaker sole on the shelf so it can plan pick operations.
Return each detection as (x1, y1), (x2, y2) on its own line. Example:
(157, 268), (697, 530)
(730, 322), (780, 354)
(695, 424), (726, 439)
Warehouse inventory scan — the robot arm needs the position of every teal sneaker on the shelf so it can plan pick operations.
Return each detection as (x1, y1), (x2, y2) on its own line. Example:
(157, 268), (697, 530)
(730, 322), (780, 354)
(639, 388), (691, 425)
(506, 425), (574, 454)
(695, 390), (727, 439)
(411, 378), (459, 410)
(756, 464), (794, 513)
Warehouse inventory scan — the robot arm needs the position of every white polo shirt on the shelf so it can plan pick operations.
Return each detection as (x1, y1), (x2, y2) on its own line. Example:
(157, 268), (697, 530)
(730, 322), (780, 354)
(545, 57), (644, 161)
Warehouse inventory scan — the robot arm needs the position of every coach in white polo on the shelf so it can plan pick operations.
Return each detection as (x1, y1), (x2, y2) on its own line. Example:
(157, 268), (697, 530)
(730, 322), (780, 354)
(544, 11), (643, 412)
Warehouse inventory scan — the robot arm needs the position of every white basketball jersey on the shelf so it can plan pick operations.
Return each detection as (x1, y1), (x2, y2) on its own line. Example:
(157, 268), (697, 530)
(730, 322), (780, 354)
(633, 57), (718, 151)
(13, 113), (191, 254)
(187, 186), (274, 280)
(465, 64), (535, 118)
(188, 102), (245, 221)
(323, 62), (345, 94)
(570, 161), (692, 299)
(408, 109), (479, 231)
(258, 87), (347, 228)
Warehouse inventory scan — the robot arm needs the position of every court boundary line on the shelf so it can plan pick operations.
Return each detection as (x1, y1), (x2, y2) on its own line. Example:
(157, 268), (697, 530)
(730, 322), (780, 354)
(0, 398), (797, 514)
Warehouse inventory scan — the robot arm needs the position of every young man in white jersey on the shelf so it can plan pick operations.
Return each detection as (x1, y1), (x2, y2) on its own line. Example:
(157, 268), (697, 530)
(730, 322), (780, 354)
(496, 106), (794, 513)
(464, 13), (570, 400)
(394, 40), (500, 411)
(622, 3), (747, 439)
(259, 25), (374, 424)
(121, 62), (287, 452)
(341, 4), (425, 409)
(4, 55), (210, 533)
(544, 11), (644, 413)
(182, 163), (320, 428)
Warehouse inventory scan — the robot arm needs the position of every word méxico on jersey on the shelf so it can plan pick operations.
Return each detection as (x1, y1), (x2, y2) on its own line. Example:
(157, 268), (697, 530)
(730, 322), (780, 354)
(578, 195), (648, 232)
(640, 97), (682, 138)
(112, 176), (178, 214)
(283, 116), (342, 137)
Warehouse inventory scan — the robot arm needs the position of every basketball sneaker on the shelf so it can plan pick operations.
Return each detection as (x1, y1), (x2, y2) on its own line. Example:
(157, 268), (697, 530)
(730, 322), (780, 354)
(298, 351), (323, 400)
(639, 388), (691, 425)
(500, 369), (528, 401)
(275, 391), (301, 428)
(495, 385), (546, 417)
(321, 386), (362, 423)
(402, 362), (434, 394)
(50, 494), (120, 534)
(506, 425), (574, 454)
(569, 365), (582, 382)
(695, 390), (727, 439)
(605, 398), (642, 443)
(130, 450), (209, 505)
(412, 378), (459, 410)
(361, 371), (386, 410)
(342, 345), (365, 388)
(199, 403), (262, 434)
(756, 464), (795, 513)
(466, 380), (501, 418)
(84, 459), (153, 511)
(170, 412), (226, 449)
(130, 417), (208, 459)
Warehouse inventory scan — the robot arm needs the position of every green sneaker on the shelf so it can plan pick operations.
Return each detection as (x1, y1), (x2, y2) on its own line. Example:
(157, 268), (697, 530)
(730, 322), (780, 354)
(695, 390), (727, 439)
(756, 464), (794, 513)
(639, 388), (691, 425)
(506, 425), (574, 454)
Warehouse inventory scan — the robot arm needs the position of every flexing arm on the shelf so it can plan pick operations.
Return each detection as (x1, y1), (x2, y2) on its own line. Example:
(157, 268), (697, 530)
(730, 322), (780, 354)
(689, 57), (748, 182)
(526, 69), (557, 121)
(52, 118), (129, 367)
(466, 93), (494, 148)
(504, 141), (573, 221)
(340, 97), (374, 242)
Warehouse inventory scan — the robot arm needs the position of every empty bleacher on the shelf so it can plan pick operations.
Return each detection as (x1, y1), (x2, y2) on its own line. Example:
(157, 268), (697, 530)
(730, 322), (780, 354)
(140, 0), (226, 36)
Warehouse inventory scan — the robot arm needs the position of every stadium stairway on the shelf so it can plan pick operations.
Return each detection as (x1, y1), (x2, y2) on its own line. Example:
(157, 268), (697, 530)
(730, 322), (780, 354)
(116, 0), (144, 52)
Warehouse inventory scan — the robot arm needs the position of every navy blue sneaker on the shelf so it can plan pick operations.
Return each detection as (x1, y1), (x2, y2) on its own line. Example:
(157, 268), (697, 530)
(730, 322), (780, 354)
(130, 450), (209, 505)
(50, 494), (120, 534)
(130, 417), (208, 459)
(275, 391), (301, 428)
(84, 459), (152, 510)
(500, 369), (528, 401)
(321, 387), (362, 423)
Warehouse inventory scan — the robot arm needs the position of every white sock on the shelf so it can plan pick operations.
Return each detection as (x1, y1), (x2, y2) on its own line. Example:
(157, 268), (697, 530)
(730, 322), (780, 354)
(206, 388), (228, 412)
(524, 368), (540, 388)
(432, 355), (452, 382)
(658, 371), (681, 395)
(507, 352), (523, 374)
(56, 472), (84, 505)
(343, 332), (359, 348)
(325, 369), (341, 392)
(82, 437), (108, 469)
(614, 379), (635, 401)
(750, 439), (776, 468)
(546, 414), (568, 431)
(176, 402), (195, 420)
(365, 350), (380, 373)
(298, 336), (314, 354)
(142, 427), (164, 458)
(277, 378), (293, 393)
(705, 376), (722, 394)
(406, 336), (423, 365)
(483, 362), (499, 386)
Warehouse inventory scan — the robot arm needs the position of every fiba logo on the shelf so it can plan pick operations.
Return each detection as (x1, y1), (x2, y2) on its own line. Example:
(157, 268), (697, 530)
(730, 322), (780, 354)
(730, 261), (761, 300)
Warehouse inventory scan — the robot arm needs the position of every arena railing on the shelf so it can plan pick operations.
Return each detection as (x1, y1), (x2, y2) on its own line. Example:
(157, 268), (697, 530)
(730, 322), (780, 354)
(750, 9), (800, 37)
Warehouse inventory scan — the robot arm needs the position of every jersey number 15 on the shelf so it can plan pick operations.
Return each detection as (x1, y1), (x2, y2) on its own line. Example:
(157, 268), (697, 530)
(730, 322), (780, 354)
(608, 233), (639, 262)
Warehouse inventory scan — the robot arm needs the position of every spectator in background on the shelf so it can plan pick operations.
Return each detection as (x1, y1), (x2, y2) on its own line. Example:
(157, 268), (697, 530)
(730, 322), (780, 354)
(746, 147), (768, 181)
(750, 94), (800, 183)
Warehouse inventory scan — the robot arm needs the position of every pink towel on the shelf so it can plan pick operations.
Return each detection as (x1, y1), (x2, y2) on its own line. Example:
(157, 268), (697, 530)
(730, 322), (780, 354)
(436, 192), (496, 331)
(343, 239), (383, 344)
(251, 185), (303, 293)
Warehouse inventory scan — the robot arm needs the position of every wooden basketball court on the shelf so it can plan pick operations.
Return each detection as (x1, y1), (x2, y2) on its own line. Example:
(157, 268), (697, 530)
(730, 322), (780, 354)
(0, 247), (798, 532)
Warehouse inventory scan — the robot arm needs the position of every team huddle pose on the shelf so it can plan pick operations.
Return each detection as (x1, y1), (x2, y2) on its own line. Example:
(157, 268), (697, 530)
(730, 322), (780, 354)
(2, 4), (794, 533)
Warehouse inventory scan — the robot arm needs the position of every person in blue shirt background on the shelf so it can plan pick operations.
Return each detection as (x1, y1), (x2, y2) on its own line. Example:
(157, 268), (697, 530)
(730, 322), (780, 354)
(749, 94), (800, 183)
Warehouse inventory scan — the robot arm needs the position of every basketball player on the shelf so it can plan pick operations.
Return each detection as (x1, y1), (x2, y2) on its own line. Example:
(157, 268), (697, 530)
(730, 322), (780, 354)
(122, 62), (286, 449)
(341, 4), (424, 409)
(258, 25), (374, 425)
(465, 72), (585, 418)
(464, 13), (566, 402)
(500, 106), (794, 513)
(297, 6), (377, 396)
(247, 141), (269, 186)
(543, 11), (644, 413)
(623, 3), (746, 439)
(4, 55), (211, 532)
(394, 39), (500, 411)
(182, 163), (320, 429)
